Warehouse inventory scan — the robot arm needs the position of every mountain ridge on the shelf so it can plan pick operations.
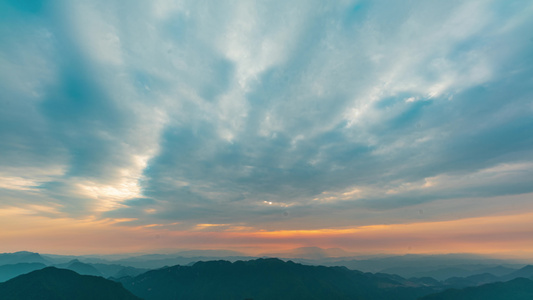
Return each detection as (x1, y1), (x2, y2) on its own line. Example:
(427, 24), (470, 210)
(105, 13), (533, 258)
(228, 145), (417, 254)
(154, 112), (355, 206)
(0, 267), (141, 300)
(118, 258), (436, 300)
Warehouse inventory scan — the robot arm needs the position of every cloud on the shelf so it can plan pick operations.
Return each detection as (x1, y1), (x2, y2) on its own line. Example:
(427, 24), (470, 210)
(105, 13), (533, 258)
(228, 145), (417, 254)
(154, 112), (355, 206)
(1, 0), (533, 234)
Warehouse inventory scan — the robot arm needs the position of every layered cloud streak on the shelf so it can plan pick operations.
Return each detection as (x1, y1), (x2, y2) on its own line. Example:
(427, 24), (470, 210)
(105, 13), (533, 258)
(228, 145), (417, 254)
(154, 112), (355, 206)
(1, 0), (532, 239)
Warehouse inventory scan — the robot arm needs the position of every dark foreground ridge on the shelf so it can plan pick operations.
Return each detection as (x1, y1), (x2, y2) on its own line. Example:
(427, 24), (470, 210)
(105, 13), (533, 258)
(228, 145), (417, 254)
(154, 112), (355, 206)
(0, 267), (141, 300)
(118, 258), (435, 300)
(420, 277), (533, 300)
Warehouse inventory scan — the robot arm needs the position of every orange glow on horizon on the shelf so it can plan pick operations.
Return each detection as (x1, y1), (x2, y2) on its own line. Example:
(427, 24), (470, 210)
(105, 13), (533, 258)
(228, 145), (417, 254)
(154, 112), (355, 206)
(1, 209), (533, 259)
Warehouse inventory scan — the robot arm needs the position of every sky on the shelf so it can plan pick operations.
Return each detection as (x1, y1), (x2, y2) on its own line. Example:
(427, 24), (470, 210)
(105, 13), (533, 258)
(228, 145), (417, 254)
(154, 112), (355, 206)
(1, 0), (533, 257)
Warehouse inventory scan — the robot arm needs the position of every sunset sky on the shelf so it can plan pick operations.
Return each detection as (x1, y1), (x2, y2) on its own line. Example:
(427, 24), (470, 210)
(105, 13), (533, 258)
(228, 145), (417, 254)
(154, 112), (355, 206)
(1, 0), (533, 257)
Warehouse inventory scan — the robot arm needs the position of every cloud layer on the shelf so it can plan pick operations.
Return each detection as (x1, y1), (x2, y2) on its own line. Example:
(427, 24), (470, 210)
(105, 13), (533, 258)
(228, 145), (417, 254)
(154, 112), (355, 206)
(1, 0), (533, 242)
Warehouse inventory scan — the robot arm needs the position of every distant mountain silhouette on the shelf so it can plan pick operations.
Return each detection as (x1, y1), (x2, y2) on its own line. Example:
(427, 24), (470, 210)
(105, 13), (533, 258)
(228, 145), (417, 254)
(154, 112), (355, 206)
(408, 277), (441, 287)
(0, 252), (50, 265)
(502, 265), (533, 281)
(0, 267), (141, 300)
(59, 259), (103, 277)
(439, 265), (533, 288)
(0, 263), (46, 282)
(384, 266), (473, 281)
(119, 258), (436, 300)
(261, 246), (355, 259)
(328, 254), (519, 277)
(173, 249), (246, 257)
(89, 263), (148, 278)
(443, 273), (500, 288)
(114, 255), (254, 269)
(420, 277), (533, 300)
(475, 265), (517, 277)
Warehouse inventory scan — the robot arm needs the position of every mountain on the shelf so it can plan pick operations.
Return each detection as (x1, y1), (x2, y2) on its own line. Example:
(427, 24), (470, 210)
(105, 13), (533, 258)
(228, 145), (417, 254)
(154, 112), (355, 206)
(325, 254), (522, 279)
(89, 263), (148, 278)
(382, 266), (473, 281)
(474, 265), (517, 277)
(173, 249), (245, 257)
(0, 263), (47, 282)
(41, 254), (84, 264)
(408, 277), (442, 287)
(443, 273), (500, 288)
(0, 267), (141, 300)
(111, 266), (149, 279)
(46, 250), (246, 264)
(114, 255), (254, 269)
(0, 252), (50, 265)
(409, 264), (533, 290)
(502, 265), (533, 281)
(60, 259), (103, 277)
(413, 264), (533, 289)
(420, 277), (533, 300)
(261, 247), (356, 259)
(118, 258), (436, 300)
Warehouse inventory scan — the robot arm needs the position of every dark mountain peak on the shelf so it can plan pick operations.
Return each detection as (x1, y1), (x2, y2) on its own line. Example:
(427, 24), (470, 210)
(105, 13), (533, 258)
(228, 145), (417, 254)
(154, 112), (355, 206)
(190, 257), (288, 269)
(258, 257), (285, 263)
(0, 267), (141, 300)
(192, 259), (233, 267)
(243, 257), (288, 265)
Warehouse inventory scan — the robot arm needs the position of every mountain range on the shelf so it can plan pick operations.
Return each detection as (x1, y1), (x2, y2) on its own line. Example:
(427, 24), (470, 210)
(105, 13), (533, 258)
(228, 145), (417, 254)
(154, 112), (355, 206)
(2, 250), (533, 299)
(420, 277), (533, 300)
